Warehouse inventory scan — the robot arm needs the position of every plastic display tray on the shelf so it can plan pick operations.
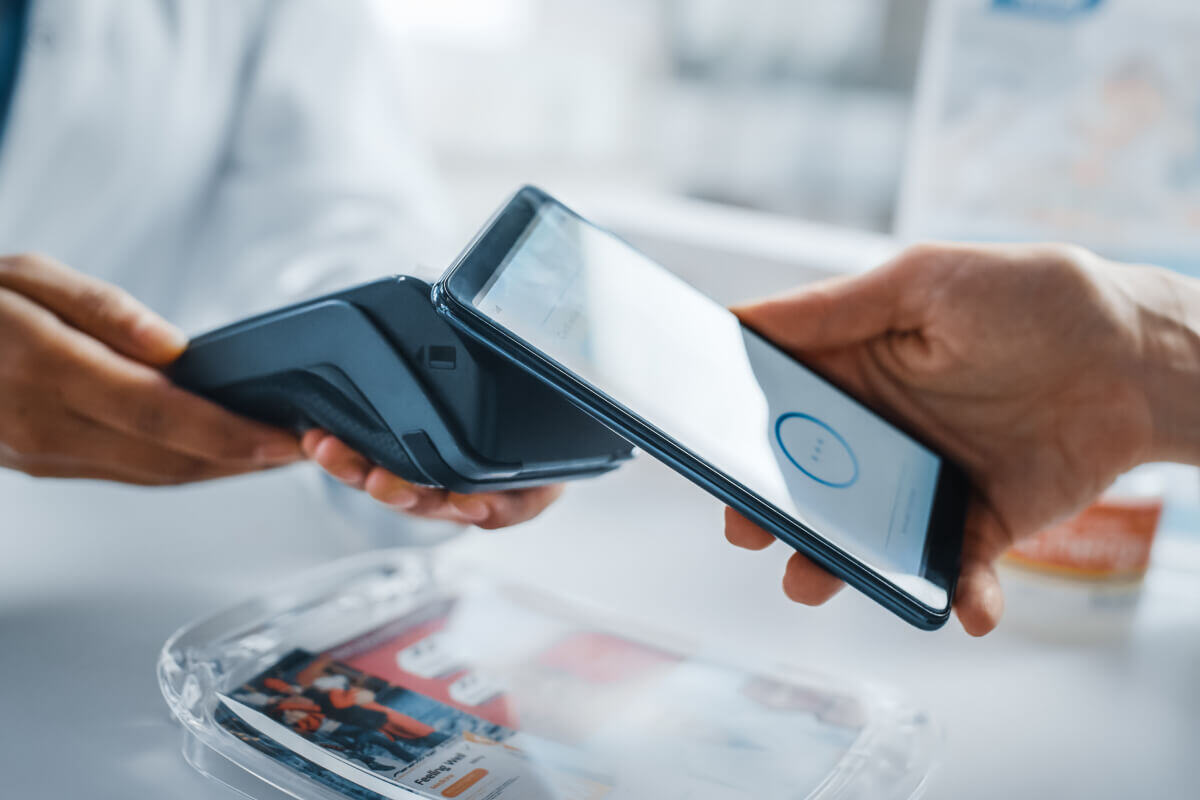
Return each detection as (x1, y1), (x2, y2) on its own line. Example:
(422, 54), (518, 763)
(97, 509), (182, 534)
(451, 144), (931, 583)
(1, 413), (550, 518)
(159, 550), (938, 800)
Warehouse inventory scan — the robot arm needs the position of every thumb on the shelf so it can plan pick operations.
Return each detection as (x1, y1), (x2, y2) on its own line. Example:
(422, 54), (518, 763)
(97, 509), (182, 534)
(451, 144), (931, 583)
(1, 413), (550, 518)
(0, 253), (188, 365)
(953, 498), (1013, 636)
(732, 252), (924, 353)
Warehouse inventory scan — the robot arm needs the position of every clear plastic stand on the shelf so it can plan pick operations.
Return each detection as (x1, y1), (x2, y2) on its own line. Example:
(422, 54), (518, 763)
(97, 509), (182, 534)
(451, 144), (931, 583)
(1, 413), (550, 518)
(159, 550), (938, 800)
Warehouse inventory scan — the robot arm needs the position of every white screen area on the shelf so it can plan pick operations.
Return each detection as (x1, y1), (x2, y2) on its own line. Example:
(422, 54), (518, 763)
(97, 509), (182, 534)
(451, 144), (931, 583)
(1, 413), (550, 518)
(474, 205), (945, 598)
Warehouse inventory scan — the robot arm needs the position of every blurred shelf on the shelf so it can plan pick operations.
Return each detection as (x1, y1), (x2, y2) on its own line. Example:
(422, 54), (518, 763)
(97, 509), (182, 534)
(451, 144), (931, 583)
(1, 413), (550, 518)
(443, 165), (898, 305)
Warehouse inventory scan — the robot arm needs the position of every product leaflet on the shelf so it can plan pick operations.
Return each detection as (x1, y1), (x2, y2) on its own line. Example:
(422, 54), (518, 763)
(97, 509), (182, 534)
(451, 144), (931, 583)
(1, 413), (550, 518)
(216, 587), (863, 799)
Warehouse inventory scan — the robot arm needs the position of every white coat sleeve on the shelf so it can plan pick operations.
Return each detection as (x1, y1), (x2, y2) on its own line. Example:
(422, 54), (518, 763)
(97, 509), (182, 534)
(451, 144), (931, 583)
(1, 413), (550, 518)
(171, 0), (454, 334)
(172, 0), (462, 545)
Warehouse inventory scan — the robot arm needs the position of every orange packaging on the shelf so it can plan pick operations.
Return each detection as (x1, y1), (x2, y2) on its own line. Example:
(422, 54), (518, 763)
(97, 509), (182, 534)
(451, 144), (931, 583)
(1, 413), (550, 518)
(1004, 497), (1163, 581)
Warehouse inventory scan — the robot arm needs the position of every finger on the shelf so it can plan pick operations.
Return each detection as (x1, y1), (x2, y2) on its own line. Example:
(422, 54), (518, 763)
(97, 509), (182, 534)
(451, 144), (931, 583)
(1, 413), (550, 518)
(306, 432), (432, 509)
(362, 466), (477, 520)
(450, 484), (565, 530)
(313, 436), (372, 487)
(56, 412), (262, 484)
(781, 551), (845, 605)
(3, 456), (177, 485)
(0, 409), (261, 485)
(724, 507), (777, 550)
(314, 429), (562, 528)
(731, 247), (936, 352)
(364, 467), (423, 510)
(11, 453), (255, 485)
(953, 499), (1010, 636)
(0, 253), (187, 365)
(364, 462), (563, 528)
(954, 558), (1005, 637)
(47, 332), (301, 464)
(4, 291), (298, 464)
(390, 484), (456, 517)
(300, 428), (325, 458)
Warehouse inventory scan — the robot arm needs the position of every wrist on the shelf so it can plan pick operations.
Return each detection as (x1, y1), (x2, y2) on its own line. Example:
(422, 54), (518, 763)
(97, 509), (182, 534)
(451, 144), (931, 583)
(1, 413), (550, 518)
(1114, 263), (1200, 465)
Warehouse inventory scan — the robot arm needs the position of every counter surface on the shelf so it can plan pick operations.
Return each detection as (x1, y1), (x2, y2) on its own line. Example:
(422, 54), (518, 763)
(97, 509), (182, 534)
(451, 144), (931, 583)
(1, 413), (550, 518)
(2, 455), (1197, 800)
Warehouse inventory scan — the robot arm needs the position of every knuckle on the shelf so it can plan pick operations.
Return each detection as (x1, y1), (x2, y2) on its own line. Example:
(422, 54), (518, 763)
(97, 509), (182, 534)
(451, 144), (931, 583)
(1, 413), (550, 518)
(1043, 242), (1090, 266)
(1030, 243), (1097, 286)
(1037, 244), (1100, 291)
(105, 301), (145, 342)
(75, 281), (130, 323)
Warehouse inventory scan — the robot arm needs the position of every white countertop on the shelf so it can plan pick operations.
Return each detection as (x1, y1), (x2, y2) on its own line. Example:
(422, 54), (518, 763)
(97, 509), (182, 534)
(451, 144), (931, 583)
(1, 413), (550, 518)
(2, 455), (1197, 800)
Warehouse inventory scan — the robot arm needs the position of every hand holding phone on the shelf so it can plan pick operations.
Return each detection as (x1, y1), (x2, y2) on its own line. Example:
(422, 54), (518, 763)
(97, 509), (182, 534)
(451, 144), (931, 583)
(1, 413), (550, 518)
(435, 188), (971, 629)
(727, 242), (1159, 635)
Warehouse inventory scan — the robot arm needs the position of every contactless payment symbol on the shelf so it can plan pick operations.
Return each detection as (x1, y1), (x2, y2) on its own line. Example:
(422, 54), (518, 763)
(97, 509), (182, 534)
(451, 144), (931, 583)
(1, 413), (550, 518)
(775, 412), (859, 488)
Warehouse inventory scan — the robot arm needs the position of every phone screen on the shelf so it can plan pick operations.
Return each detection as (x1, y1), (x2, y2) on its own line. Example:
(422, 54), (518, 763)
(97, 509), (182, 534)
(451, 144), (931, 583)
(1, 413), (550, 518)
(466, 200), (951, 609)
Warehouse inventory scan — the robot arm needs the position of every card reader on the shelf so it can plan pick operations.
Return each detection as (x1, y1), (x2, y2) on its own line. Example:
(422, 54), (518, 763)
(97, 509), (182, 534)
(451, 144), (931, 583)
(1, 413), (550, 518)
(170, 276), (634, 493)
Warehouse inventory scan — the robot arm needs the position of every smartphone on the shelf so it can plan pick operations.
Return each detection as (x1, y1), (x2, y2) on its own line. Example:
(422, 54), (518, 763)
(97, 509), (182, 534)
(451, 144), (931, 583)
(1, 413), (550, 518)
(433, 186), (968, 629)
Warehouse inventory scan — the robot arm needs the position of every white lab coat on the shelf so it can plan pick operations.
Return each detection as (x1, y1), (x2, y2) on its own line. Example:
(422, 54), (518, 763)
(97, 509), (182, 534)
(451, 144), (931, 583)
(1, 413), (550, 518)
(0, 0), (450, 332)
(0, 0), (462, 545)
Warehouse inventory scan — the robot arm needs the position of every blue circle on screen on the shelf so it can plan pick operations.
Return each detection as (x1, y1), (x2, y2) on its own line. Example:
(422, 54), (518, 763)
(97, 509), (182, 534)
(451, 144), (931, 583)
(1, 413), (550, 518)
(775, 413), (859, 488)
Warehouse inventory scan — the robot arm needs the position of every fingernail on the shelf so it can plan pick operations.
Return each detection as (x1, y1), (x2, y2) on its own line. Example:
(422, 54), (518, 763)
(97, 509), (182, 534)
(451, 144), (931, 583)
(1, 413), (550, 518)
(388, 488), (419, 510)
(455, 498), (489, 523)
(162, 323), (190, 353)
(336, 466), (365, 484)
(136, 315), (188, 353)
(256, 441), (301, 463)
(300, 430), (324, 453)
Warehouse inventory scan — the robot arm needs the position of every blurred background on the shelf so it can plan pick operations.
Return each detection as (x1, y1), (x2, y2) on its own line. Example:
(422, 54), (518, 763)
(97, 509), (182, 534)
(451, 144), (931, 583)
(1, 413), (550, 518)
(375, 0), (1200, 273)
(375, 0), (929, 237)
